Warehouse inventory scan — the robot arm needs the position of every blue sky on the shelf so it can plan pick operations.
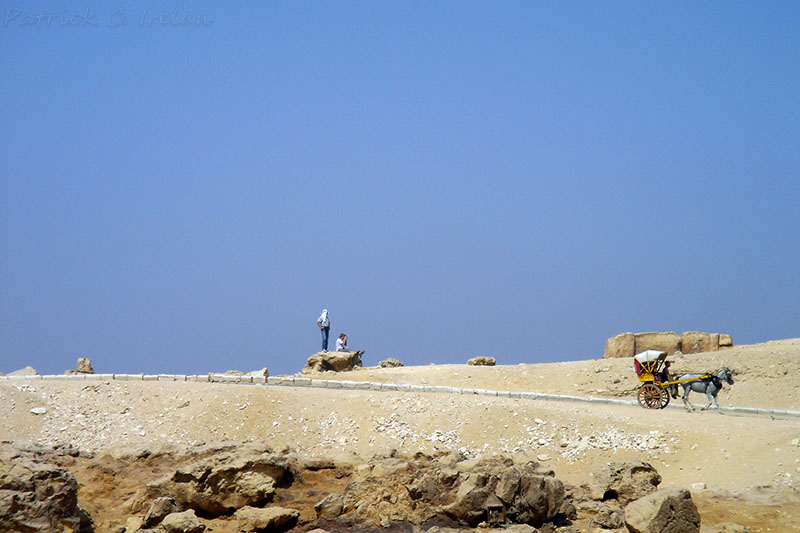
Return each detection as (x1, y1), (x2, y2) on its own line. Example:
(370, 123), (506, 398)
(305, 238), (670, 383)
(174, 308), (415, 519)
(2, 1), (798, 376)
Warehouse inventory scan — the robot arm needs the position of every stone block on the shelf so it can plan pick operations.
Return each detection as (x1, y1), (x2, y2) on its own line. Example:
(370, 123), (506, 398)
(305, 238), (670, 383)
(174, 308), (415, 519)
(605, 332), (635, 358)
(76, 358), (94, 374)
(634, 332), (681, 354)
(681, 332), (720, 354)
(624, 488), (700, 533)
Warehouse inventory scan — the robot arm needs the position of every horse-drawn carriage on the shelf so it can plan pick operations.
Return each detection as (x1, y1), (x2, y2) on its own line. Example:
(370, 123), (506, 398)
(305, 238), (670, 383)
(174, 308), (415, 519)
(633, 350), (734, 410)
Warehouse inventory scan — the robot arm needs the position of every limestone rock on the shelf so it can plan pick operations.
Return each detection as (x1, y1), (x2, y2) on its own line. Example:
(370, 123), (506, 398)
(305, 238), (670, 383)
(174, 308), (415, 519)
(234, 506), (299, 532)
(681, 332), (720, 354)
(150, 452), (291, 516)
(9, 365), (38, 376)
(606, 332), (733, 357)
(125, 516), (144, 532)
(576, 500), (624, 529)
(444, 472), (493, 524)
(302, 351), (362, 373)
(379, 358), (404, 368)
(340, 454), (564, 529)
(634, 332), (681, 355)
(605, 332), (635, 358)
(77, 357), (95, 374)
(624, 488), (700, 533)
(467, 356), (496, 366)
(144, 496), (181, 527)
(443, 457), (564, 526)
(161, 509), (206, 533)
(248, 367), (270, 377)
(589, 461), (661, 505)
(0, 453), (92, 532)
(314, 493), (344, 519)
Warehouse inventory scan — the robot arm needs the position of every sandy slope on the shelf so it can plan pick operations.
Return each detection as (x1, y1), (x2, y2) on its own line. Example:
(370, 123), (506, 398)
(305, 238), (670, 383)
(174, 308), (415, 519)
(1, 338), (799, 531)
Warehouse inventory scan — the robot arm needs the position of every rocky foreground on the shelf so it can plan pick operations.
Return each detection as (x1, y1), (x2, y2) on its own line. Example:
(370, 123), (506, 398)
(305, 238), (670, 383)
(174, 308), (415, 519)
(2, 440), (705, 533)
(1, 339), (799, 532)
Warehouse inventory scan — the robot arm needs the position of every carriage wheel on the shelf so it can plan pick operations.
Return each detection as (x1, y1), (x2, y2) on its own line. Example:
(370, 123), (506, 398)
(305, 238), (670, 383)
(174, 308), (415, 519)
(638, 384), (670, 409)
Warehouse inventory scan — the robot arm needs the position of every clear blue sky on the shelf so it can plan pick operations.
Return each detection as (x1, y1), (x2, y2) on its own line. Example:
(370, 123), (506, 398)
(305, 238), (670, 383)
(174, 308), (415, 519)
(2, 1), (798, 376)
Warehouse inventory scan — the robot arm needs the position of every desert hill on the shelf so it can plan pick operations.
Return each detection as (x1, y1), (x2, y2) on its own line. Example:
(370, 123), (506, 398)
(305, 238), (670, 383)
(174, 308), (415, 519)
(1, 338), (799, 532)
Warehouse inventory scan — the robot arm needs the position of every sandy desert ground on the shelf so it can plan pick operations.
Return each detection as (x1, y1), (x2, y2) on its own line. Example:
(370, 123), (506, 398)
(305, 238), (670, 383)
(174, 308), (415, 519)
(1, 338), (799, 531)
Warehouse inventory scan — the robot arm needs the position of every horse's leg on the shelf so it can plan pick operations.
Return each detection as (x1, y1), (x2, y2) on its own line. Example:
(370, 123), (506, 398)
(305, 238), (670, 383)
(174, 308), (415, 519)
(681, 386), (694, 411)
(702, 389), (714, 410)
(712, 390), (723, 413)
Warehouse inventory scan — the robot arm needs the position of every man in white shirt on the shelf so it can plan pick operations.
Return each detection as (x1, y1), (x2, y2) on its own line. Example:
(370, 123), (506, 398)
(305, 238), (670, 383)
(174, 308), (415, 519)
(316, 309), (330, 352)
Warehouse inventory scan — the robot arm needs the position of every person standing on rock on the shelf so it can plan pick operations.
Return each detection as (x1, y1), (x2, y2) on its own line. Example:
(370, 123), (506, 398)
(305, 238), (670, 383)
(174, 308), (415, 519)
(317, 309), (331, 352)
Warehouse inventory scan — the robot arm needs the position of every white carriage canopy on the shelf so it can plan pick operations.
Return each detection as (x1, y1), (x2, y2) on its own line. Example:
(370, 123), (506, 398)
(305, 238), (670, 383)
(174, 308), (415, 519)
(633, 350), (666, 364)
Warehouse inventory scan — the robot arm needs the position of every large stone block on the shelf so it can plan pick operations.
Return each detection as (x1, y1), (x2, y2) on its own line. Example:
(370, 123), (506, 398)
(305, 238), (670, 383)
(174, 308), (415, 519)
(302, 351), (362, 373)
(76, 358), (95, 374)
(605, 333), (635, 358)
(681, 332), (720, 354)
(588, 461), (661, 505)
(624, 488), (700, 533)
(634, 332), (681, 355)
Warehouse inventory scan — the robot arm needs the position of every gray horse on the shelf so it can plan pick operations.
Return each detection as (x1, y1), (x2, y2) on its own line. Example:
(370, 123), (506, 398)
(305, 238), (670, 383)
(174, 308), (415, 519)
(677, 368), (734, 412)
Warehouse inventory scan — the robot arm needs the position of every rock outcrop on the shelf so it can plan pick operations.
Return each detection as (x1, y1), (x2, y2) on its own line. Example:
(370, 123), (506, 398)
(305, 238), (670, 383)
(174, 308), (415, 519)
(588, 461), (662, 505)
(605, 332), (733, 358)
(378, 358), (404, 368)
(65, 358), (96, 375)
(315, 493), (344, 519)
(340, 454), (565, 528)
(624, 488), (700, 533)
(0, 447), (93, 532)
(467, 356), (496, 366)
(575, 500), (624, 530)
(143, 496), (181, 527)
(77, 358), (95, 374)
(302, 351), (362, 373)
(148, 450), (292, 517)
